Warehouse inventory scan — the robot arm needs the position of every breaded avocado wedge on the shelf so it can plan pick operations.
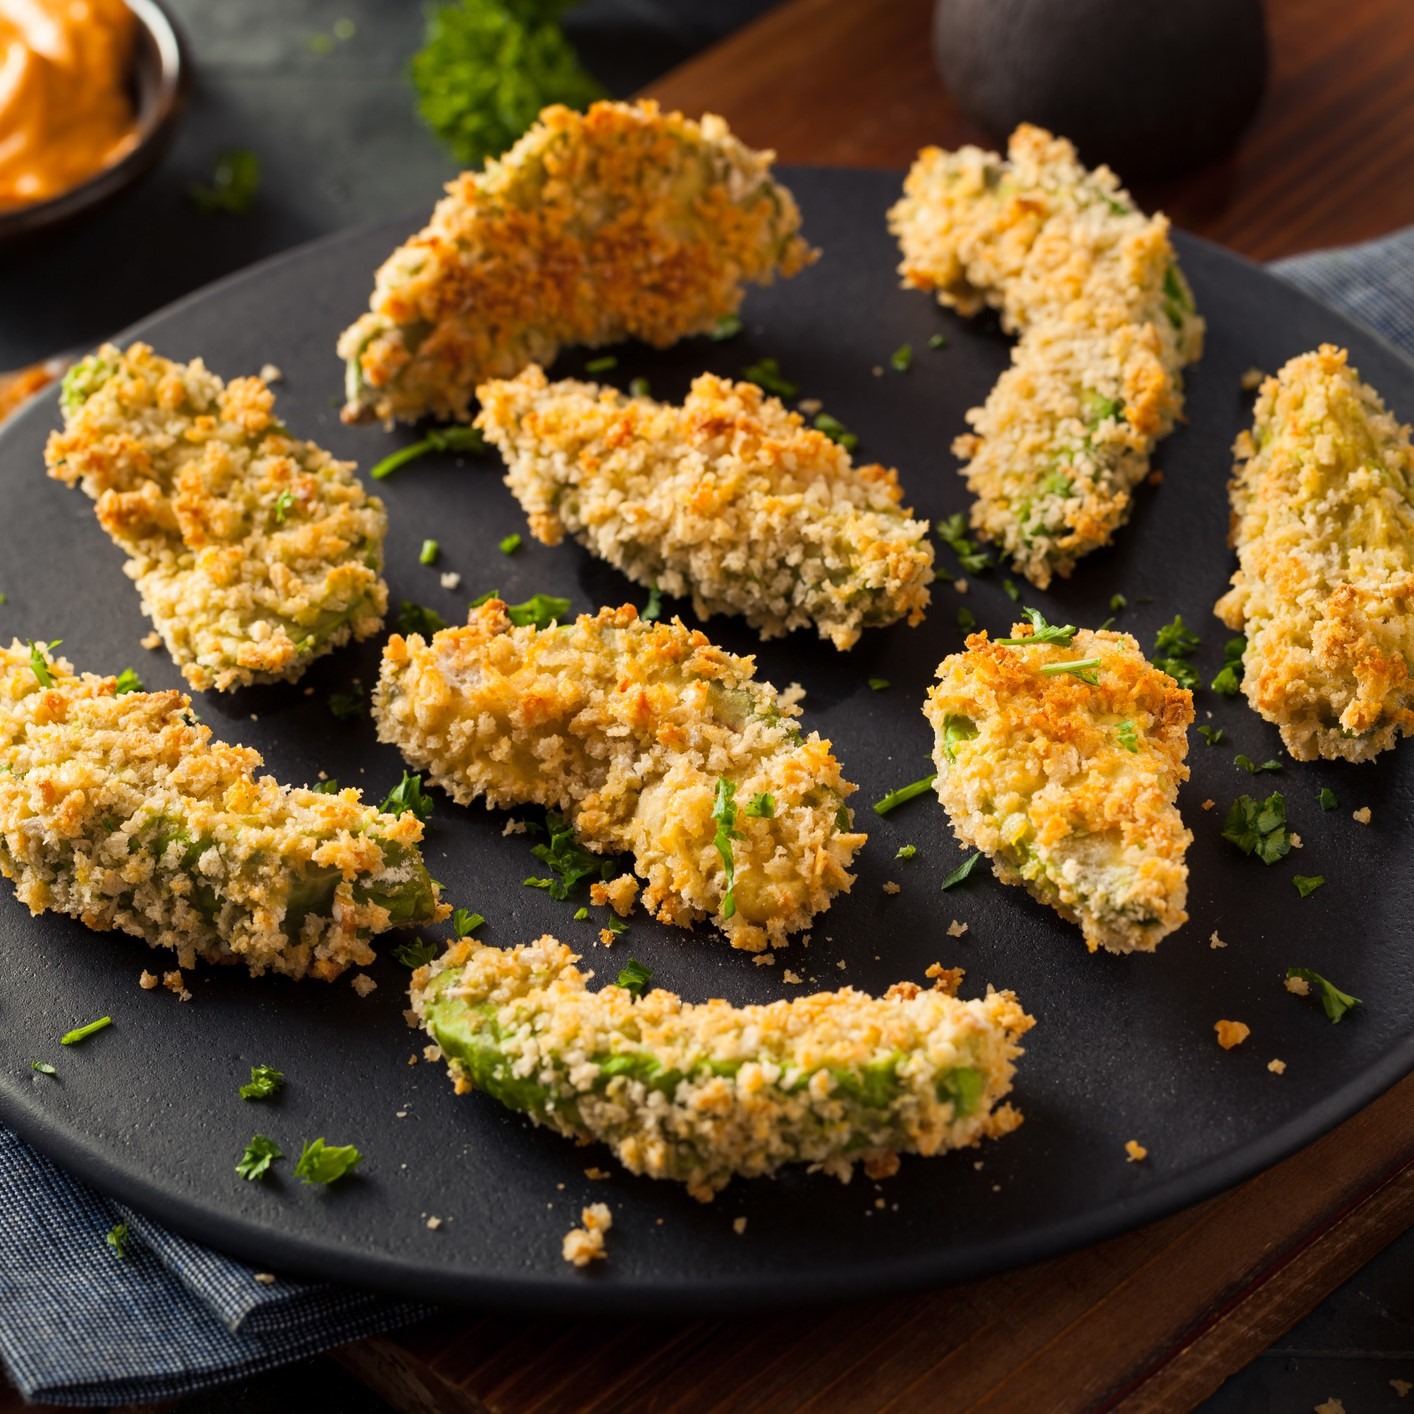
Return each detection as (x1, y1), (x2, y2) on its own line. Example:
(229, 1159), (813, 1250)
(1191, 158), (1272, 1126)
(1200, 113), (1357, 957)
(338, 100), (816, 425)
(0, 641), (445, 980)
(476, 366), (934, 650)
(413, 935), (1033, 1200)
(1216, 345), (1414, 762)
(374, 602), (865, 953)
(924, 617), (1193, 953)
(889, 124), (1204, 588)
(47, 343), (388, 693)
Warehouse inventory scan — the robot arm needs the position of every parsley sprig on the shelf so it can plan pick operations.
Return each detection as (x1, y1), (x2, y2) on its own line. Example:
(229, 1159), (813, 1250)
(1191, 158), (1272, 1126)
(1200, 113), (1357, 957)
(1286, 967), (1361, 1023)
(995, 607), (1076, 648)
(1152, 615), (1200, 689)
(526, 811), (613, 900)
(240, 1065), (285, 1101)
(26, 638), (60, 687)
(237, 1135), (283, 1181)
(941, 852), (983, 890)
(380, 772), (434, 822)
(616, 959), (652, 998)
(369, 425), (485, 481)
(935, 514), (992, 575)
(294, 1138), (362, 1185)
(1211, 636), (1246, 695)
(1221, 792), (1292, 864)
(873, 773), (937, 816)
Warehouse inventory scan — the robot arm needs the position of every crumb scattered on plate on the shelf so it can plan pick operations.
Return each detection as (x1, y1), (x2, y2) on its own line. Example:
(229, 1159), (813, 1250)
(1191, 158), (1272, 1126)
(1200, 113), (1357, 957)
(1215, 1019), (1250, 1049)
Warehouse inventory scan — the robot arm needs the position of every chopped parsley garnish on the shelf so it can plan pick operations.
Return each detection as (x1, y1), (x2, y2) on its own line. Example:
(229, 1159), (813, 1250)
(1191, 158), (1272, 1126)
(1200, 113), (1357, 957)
(868, 677), (890, 691)
(419, 539), (440, 565)
(1211, 636), (1247, 695)
(606, 915), (627, 937)
(940, 712), (978, 763)
(711, 313), (743, 341)
(895, 844), (916, 861)
(1116, 721), (1138, 752)
(573, 907), (589, 921)
(409, 0), (601, 168)
(1286, 967), (1361, 1023)
(27, 638), (59, 686)
(1040, 657), (1100, 684)
(928, 333), (949, 350)
(935, 513), (992, 574)
(996, 607), (1075, 647)
(628, 376), (651, 398)
(1235, 754), (1282, 774)
(889, 343), (913, 373)
(1197, 725), (1225, 745)
(0, 592), (7, 604)
(504, 593), (570, 630)
(381, 772), (434, 822)
(392, 939), (441, 968)
(1318, 786), (1339, 811)
(328, 687), (363, 720)
(239, 1064), (285, 1101)
(813, 412), (858, 451)
(616, 959), (652, 998)
(236, 1135), (283, 1181)
(872, 773), (937, 815)
(499, 533), (522, 555)
(1293, 874), (1325, 898)
(114, 667), (143, 695)
(369, 425), (485, 480)
(525, 812), (615, 900)
(742, 357), (797, 399)
(397, 601), (448, 638)
(940, 852), (983, 890)
(642, 586), (663, 621)
(957, 607), (977, 632)
(1002, 579), (1021, 602)
(451, 908), (485, 938)
(1109, 593), (1128, 613)
(743, 792), (776, 819)
(189, 149), (260, 215)
(1152, 615), (1200, 689)
(30, 1060), (56, 1076)
(584, 355), (618, 374)
(712, 778), (742, 919)
(272, 490), (295, 523)
(1221, 791), (1292, 865)
(294, 1138), (362, 1185)
(106, 1223), (129, 1258)
(60, 1016), (111, 1046)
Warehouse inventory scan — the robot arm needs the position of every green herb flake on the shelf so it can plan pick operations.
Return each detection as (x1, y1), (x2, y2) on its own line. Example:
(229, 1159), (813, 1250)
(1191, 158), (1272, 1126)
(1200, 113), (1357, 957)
(1235, 754), (1282, 774)
(469, 588), (499, 609)
(873, 773), (937, 816)
(60, 1016), (111, 1046)
(642, 586), (663, 622)
(106, 1222), (129, 1258)
(1318, 786), (1339, 811)
(616, 959), (652, 998)
(451, 908), (485, 938)
(573, 907), (589, 921)
(27, 638), (60, 687)
(1116, 721), (1138, 752)
(1152, 615), (1201, 689)
(928, 333), (949, 350)
(392, 938), (441, 969)
(889, 343), (913, 373)
(711, 313), (743, 341)
(1108, 593), (1128, 613)
(398, 601), (448, 638)
(380, 771), (434, 822)
(606, 915), (627, 937)
(1292, 874), (1325, 898)
(236, 1135), (283, 1182)
(867, 677), (890, 691)
(1286, 967), (1362, 1023)
(813, 412), (858, 451)
(189, 149), (260, 215)
(895, 844), (917, 861)
(504, 593), (570, 630)
(30, 1060), (56, 1076)
(935, 513), (992, 574)
(1002, 579), (1021, 602)
(528, 810), (612, 900)
(1040, 657), (1101, 684)
(498, 532), (523, 556)
(957, 607), (977, 633)
(996, 607), (1075, 648)
(1211, 636), (1247, 696)
(742, 357), (797, 399)
(239, 1064), (285, 1101)
(584, 355), (618, 374)
(940, 852), (983, 890)
(1196, 725), (1225, 745)
(113, 667), (143, 695)
(744, 792), (775, 818)
(369, 425), (485, 480)
(294, 1137), (362, 1185)
(712, 778), (742, 918)
(272, 490), (296, 523)
(328, 687), (363, 721)
(0, 592), (7, 604)
(419, 539), (440, 566)
(629, 377), (651, 398)
(1221, 791), (1292, 865)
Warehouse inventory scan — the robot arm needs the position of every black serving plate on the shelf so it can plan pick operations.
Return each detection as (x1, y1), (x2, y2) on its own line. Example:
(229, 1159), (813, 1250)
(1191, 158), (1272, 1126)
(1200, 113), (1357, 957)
(0, 170), (1409, 1314)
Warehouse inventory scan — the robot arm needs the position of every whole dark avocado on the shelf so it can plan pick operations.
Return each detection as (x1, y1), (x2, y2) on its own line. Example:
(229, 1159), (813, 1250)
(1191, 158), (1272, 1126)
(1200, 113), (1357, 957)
(934, 0), (1269, 179)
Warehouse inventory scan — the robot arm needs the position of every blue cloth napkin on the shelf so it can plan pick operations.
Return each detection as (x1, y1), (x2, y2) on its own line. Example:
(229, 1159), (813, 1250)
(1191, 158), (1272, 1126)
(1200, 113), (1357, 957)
(0, 230), (1411, 1408)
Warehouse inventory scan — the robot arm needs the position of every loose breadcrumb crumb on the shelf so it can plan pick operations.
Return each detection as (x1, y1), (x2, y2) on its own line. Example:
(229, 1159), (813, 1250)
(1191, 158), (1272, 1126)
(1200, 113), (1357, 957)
(1315, 1400), (1346, 1414)
(732, 1216), (748, 1235)
(501, 819), (529, 836)
(440, 571), (462, 591)
(1268, 1059), (1287, 1075)
(423, 1044), (442, 1062)
(562, 1203), (613, 1268)
(584, 1167), (610, 1181)
(1124, 1139), (1148, 1162)
(753, 953), (776, 966)
(1215, 1019), (1251, 1049)
(1209, 932), (1227, 949)
(777, 681), (807, 710)
(1391, 1380), (1412, 1397)
(138, 970), (159, 990)
(1240, 367), (1265, 392)
(589, 873), (639, 917)
(1290, 832), (1303, 848)
(1202, 799), (1215, 811)
(253, 1273), (276, 1285)
(426, 1216), (443, 1230)
(1286, 976), (1311, 997)
(924, 963), (965, 996)
(351, 973), (377, 998)
(783, 969), (804, 985)
(882, 881), (901, 895)
(140, 630), (162, 651)
(1353, 806), (1371, 824)
(259, 363), (283, 384)
(597, 928), (616, 947)
(954, 578), (969, 594)
(407, 1054), (418, 1066)
(947, 920), (969, 938)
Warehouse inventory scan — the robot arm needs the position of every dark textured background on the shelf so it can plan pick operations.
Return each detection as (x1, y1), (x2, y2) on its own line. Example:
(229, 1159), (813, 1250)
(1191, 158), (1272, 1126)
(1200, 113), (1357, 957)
(0, 2), (1409, 1409)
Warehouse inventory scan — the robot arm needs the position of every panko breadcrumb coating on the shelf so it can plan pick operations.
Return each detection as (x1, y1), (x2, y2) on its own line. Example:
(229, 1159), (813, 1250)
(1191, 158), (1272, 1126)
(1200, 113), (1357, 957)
(925, 622), (1193, 953)
(339, 100), (816, 425)
(46, 344), (388, 693)
(0, 641), (444, 980)
(374, 602), (865, 952)
(413, 935), (1033, 1201)
(1216, 345), (1414, 762)
(476, 366), (933, 650)
(889, 124), (1204, 587)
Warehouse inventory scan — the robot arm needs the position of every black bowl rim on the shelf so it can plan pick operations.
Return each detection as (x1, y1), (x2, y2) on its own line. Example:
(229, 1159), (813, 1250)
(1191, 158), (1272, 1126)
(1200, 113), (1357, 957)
(0, 0), (191, 241)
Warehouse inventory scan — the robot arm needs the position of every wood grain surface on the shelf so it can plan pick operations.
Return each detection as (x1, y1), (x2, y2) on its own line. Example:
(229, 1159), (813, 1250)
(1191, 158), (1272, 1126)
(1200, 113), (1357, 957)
(646, 0), (1414, 260)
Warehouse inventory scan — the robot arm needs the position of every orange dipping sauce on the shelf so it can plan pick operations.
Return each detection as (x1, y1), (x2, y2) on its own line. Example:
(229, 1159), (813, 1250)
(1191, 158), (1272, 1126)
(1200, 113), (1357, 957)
(0, 0), (141, 209)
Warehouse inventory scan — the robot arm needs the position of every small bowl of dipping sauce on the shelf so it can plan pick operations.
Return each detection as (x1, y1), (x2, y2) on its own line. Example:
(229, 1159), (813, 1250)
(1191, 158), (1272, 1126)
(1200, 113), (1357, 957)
(0, 0), (189, 246)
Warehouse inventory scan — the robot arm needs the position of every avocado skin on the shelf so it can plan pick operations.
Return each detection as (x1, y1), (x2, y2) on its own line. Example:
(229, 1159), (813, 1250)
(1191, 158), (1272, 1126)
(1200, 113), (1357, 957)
(934, 0), (1269, 180)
